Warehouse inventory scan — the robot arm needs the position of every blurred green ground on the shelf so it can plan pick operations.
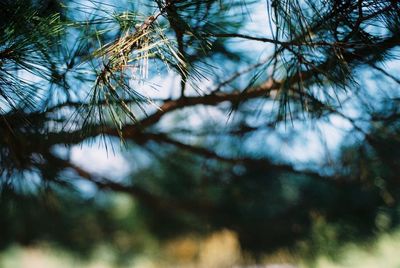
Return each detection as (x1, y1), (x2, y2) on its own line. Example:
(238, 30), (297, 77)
(1, 229), (400, 268)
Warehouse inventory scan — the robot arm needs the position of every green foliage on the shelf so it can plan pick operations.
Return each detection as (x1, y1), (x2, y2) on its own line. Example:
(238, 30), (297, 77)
(1, 0), (400, 263)
(0, 0), (63, 111)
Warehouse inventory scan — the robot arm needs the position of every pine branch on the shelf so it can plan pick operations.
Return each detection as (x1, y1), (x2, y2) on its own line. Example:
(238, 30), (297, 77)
(212, 33), (341, 47)
(46, 152), (213, 213)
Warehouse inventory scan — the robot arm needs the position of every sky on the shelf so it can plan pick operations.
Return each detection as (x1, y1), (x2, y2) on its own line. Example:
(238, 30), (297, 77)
(65, 0), (400, 180)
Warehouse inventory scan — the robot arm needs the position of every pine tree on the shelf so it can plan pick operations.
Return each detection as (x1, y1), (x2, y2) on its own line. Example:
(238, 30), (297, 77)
(1, 0), (400, 258)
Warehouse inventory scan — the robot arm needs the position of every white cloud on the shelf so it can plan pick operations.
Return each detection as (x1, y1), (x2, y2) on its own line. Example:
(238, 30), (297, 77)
(70, 143), (131, 180)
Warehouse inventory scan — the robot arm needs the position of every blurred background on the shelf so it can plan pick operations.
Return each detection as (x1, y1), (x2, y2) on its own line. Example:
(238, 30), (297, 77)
(1, 0), (400, 267)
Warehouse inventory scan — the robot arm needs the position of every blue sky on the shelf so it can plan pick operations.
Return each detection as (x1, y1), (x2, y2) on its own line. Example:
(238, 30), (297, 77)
(59, 0), (400, 184)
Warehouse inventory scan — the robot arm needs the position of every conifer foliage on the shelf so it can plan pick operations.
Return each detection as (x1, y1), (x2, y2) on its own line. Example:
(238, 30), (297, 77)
(1, 0), (400, 256)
